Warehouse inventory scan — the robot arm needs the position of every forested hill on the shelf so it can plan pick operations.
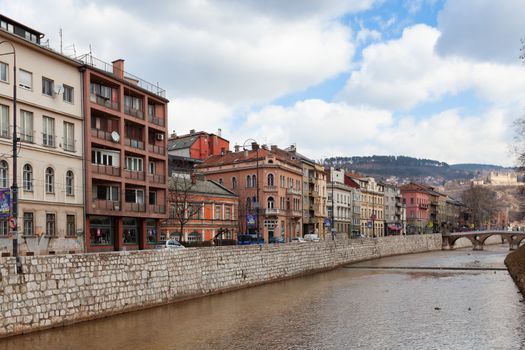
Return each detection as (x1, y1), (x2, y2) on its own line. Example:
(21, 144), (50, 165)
(322, 156), (509, 181)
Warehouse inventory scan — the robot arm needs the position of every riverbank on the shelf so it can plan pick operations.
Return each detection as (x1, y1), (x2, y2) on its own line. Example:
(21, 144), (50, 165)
(504, 244), (525, 297)
(0, 235), (441, 338)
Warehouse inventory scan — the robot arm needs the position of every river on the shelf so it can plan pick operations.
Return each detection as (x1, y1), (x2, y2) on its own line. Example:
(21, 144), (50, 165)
(1, 245), (524, 349)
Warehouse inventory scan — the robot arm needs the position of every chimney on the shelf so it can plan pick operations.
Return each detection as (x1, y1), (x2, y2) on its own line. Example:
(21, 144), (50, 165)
(190, 129), (196, 135)
(170, 130), (177, 139)
(234, 145), (240, 152)
(112, 59), (125, 79)
(271, 145), (278, 152)
(251, 142), (259, 151)
(261, 144), (268, 150)
(217, 128), (222, 137)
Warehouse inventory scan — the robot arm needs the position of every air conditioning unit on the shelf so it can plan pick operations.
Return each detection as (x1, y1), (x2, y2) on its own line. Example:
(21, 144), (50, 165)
(53, 84), (64, 95)
(156, 133), (165, 141)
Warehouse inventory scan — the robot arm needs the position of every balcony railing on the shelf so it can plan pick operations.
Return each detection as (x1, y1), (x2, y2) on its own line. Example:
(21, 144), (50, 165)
(264, 185), (278, 192)
(125, 138), (145, 150)
(92, 199), (121, 211)
(19, 131), (34, 143)
(63, 140), (76, 152)
(91, 128), (114, 142)
(124, 170), (145, 181)
(124, 202), (146, 212)
(42, 133), (56, 148)
(287, 188), (301, 195)
(124, 105), (144, 119)
(90, 94), (119, 111)
(0, 128), (9, 139)
(419, 203), (429, 209)
(148, 144), (165, 155)
(288, 209), (302, 218)
(91, 164), (121, 177)
(148, 174), (166, 184)
(149, 205), (166, 214)
(148, 114), (165, 127)
(265, 208), (280, 216)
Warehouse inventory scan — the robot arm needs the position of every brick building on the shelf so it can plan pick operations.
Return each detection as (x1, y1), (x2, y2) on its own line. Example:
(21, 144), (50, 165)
(168, 129), (229, 160)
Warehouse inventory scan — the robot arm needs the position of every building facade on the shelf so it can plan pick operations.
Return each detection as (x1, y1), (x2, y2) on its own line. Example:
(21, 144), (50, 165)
(0, 16), (85, 255)
(81, 55), (169, 252)
(401, 183), (431, 234)
(197, 144), (303, 242)
(168, 129), (229, 160)
(382, 182), (405, 235)
(327, 168), (359, 238)
(161, 175), (238, 242)
(355, 176), (384, 237)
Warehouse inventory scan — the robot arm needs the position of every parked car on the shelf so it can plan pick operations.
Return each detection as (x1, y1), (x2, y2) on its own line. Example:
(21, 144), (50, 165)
(165, 239), (186, 249)
(237, 234), (264, 245)
(303, 234), (320, 242)
(291, 237), (306, 243)
(269, 236), (285, 244)
(351, 232), (365, 239)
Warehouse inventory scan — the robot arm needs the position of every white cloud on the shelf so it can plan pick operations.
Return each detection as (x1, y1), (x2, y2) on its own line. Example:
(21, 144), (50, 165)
(436, 0), (525, 64)
(168, 97), (233, 136)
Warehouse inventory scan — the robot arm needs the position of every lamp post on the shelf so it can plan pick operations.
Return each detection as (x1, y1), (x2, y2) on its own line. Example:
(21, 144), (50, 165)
(243, 139), (260, 243)
(0, 41), (18, 270)
(330, 167), (335, 240)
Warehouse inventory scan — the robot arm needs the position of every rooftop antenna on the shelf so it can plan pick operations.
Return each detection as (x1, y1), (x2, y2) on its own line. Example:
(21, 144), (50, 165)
(59, 28), (63, 53)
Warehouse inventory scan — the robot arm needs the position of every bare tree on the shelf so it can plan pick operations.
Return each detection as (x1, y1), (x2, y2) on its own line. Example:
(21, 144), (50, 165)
(167, 173), (203, 242)
(461, 185), (500, 228)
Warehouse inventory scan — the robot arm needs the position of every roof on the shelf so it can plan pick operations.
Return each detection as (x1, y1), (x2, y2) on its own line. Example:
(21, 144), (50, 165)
(0, 14), (44, 37)
(168, 176), (237, 197)
(197, 146), (301, 169)
(168, 135), (198, 151)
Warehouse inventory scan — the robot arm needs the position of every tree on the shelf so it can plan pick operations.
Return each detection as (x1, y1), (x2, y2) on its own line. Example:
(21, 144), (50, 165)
(167, 173), (203, 242)
(461, 185), (499, 228)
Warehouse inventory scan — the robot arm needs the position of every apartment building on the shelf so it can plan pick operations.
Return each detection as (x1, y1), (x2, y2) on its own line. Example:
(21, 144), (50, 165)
(349, 174), (384, 237)
(81, 55), (169, 252)
(285, 146), (327, 239)
(327, 168), (359, 238)
(197, 143), (303, 242)
(0, 15), (84, 255)
(401, 183), (431, 234)
(381, 182), (405, 235)
(168, 129), (229, 160)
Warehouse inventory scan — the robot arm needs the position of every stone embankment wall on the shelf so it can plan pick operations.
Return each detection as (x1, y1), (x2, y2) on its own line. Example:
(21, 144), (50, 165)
(0, 235), (441, 338)
(505, 244), (525, 297)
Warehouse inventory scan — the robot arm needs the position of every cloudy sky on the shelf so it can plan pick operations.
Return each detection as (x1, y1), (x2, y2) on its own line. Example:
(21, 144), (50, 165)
(3, 0), (525, 166)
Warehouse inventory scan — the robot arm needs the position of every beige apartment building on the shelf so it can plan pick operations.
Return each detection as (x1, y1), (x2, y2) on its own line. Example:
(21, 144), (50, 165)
(197, 143), (303, 242)
(349, 174), (384, 237)
(0, 15), (84, 254)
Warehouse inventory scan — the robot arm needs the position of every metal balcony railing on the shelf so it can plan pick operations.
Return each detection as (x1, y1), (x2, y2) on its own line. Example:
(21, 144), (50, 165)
(148, 114), (165, 127)
(91, 164), (121, 177)
(125, 138), (145, 150)
(90, 94), (119, 111)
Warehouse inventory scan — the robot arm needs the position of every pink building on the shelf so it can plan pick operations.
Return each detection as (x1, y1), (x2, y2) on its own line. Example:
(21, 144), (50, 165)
(400, 183), (430, 234)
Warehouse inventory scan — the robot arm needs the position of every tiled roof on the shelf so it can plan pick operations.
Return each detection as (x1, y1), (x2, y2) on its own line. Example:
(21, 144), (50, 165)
(168, 135), (198, 151)
(197, 147), (301, 169)
(168, 176), (237, 197)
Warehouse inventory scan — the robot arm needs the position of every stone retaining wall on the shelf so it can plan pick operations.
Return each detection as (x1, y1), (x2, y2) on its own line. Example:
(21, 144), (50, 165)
(504, 244), (525, 297)
(0, 234), (442, 338)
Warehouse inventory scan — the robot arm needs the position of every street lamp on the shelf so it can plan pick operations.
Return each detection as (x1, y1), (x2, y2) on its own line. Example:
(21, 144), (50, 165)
(243, 139), (260, 243)
(330, 167), (335, 240)
(0, 41), (18, 269)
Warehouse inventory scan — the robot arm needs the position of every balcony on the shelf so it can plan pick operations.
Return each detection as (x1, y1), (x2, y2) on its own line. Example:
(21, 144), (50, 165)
(91, 128), (114, 142)
(148, 114), (165, 127)
(148, 144), (165, 155)
(148, 174), (166, 185)
(124, 170), (145, 181)
(149, 205), (166, 214)
(287, 188), (301, 195)
(90, 94), (119, 111)
(419, 203), (429, 209)
(125, 138), (145, 150)
(92, 199), (120, 211)
(124, 202), (146, 212)
(309, 189), (320, 198)
(91, 164), (120, 177)
(288, 209), (302, 218)
(124, 105), (144, 120)
(264, 185), (278, 192)
(42, 133), (56, 148)
(265, 208), (280, 216)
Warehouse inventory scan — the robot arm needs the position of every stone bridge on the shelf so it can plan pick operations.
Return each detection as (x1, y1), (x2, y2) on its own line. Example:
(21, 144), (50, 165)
(442, 231), (525, 251)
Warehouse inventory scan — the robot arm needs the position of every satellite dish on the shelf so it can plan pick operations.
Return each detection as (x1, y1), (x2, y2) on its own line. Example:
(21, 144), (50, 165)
(111, 131), (120, 143)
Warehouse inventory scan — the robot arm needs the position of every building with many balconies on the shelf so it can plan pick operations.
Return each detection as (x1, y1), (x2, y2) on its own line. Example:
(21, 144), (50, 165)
(81, 55), (169, 252)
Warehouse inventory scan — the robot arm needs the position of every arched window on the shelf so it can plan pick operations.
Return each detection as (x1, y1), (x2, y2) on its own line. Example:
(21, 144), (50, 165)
(45, 167), (54, 193)
(66, 170), (74, 196)
(246, 197), (251, 210)
(252, 174), (256, 187)
(218, 178), (223, 185)
(232, 177), (237, 189)
(267, 173), (274, 186)
(246, 175), (251, 188)
(0, 160), (7, 188)
(267, 196), (274, 209)
(23, 164), (32, 191)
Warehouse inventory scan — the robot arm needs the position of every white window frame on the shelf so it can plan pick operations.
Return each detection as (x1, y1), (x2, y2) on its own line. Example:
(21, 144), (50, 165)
(42, 116), (55, 147)
(0, 104), (8, 138)
(42, 77), (53, 96)
(66, 170), (74, 196)
(63, 85), (74, 103)
(0, 160), (7, 188)
(45, 167), (55, 194)
(23, 164), (32, 191)
(63, 122), (75, 151)
(20, 110), (33, 142)
(125, 156), (143, 172)
(19, 69), (32, 90)
(0, 62), (8, 83)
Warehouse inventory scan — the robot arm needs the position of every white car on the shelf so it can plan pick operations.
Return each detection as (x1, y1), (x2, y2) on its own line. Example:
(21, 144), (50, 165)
(291, 237), (306, 243)
(165, 239), (186, 249)
(303, 234), (320, 242)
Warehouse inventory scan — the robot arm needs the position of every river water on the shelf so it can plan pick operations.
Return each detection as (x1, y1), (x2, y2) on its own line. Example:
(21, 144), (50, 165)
(1, 245), (524, 350)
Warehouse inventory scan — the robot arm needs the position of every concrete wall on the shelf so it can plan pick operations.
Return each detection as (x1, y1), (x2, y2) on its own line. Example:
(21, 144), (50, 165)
(0, 234), (442, 338)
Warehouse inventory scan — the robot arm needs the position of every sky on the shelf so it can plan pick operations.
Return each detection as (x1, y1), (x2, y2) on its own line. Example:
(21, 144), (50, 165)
(2, 0), (525, 166)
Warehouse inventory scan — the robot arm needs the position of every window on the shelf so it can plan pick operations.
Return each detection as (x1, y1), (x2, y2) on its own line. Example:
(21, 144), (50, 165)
(66, 215), (76, 236)
(267, 173), (274, 186)
(125, 156), (143, 171)
(91, 149), (120, 166)
(0, 62), (7, 82)
(19, 69), (32, 89)
(20, 110), (33, 142)
(246, 175), (252, 188)
(149, 161), (155, 175)
(148, 104), (155, 117)
(0, 161), (7, 188)
(149, 191), (156, 205)
(63, 85), (73, 103)
(45, 213), (56, 237)
(42, 116), (55, 147)
(45, 167), (54, 193)
(232, 177), (237, 189)
(23, 164), (32, 191)
(218, 178), (223, 185)
(0, 104), (9, 138)
(125, 189), (144, 204)
(63, 122), (75, 151)
(267, 196), (275, 209)
(66, 170), (74, 196)
(225, 206), (231, 220)
(96, 185), (119, 201)
(90, 83), (112, 99)
(42, 77), (53, 96)
(0, 219), (7, 236)
(215, 205), (221, 220)
(23, 212), (34, 236)
(252, 175), (256, 187)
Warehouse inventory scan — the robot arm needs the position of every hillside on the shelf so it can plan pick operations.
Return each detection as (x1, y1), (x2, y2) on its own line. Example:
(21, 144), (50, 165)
(323, 156), (512, 184)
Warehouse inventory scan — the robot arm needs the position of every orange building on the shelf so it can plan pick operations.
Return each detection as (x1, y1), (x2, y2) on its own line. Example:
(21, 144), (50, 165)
(168, 129), (230, 160)
(161, 176), (238, 241)
(196, 143), (303, 242)
(81, 56), (169, 252)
